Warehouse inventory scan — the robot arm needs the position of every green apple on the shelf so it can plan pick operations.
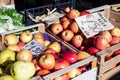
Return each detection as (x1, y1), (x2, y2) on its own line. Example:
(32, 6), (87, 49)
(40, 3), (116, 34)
(0, 75), (14, 80)
(0, 49), (15, 66)
(5, 64), (13, 75)
(10, 61), (35, 80)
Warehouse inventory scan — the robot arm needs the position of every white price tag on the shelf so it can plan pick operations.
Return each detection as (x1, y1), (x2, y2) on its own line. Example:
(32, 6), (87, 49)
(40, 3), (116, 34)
(75, 12), (114, 38)
(42, 12), (64, 22)
(22, 40), (46, 56)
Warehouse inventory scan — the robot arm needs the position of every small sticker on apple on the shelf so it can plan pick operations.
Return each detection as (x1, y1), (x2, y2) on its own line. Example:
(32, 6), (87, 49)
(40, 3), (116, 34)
(75, 12), (114, 38)
(22, 39), (46, 56)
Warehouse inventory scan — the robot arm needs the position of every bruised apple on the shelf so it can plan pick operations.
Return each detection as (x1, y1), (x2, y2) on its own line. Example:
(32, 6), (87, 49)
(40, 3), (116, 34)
(61, 29), (74, 41)
(51, 23), (63, 35)
(39, 53), (55, 70)
(20, 31), (33, 43)
(69, 22), (79, 33)
(72, 35), (83, 48)
(94, 36), (109, 50)
(54, 59), (70, 70)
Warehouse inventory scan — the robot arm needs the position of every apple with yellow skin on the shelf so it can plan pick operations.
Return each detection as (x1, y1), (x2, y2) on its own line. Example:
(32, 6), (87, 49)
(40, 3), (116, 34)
(67, 68), (81, 78)
(77, 51), (91, 60)
(16, 49), (33, 61)
(4, 34), (18, 46)
(0, 75), (14, 80)
(34, 32), (45, 46)
(7, 45), (20, 52)
(20, 31), (33, 43)
(110, 27), (120, 37)
(48, 42), (61, 53)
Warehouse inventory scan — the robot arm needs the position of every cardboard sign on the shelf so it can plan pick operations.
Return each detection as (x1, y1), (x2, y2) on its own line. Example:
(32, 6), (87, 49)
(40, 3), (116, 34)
(22, 39), (46, 56)
(42, 11), (64, 22)
(75, 12), (114, 38)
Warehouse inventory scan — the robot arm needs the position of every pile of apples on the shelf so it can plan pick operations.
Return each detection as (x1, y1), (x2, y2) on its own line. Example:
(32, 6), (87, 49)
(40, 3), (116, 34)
(0, 30), (92, 80)
(49, 7), (120, 57)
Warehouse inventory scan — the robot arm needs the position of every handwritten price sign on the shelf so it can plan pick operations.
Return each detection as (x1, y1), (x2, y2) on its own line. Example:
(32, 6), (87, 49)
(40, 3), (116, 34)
(75, 12), (114, 38)
(22, 40), (46, 56)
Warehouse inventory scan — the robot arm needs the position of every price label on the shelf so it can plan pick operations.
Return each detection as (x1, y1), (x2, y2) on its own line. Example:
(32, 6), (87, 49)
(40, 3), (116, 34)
(75, 12), (114, 38)
(42, 11), (64, 22)
(22, 40), (46, 56)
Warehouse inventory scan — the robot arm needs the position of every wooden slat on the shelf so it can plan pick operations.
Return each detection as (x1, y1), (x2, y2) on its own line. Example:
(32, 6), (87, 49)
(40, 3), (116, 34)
(102, 55), (120, 73)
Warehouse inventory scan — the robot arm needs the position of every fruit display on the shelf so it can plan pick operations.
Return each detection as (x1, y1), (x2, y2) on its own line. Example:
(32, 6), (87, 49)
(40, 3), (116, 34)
(46, 7), (120, 58)
(0, 26), (97, 80)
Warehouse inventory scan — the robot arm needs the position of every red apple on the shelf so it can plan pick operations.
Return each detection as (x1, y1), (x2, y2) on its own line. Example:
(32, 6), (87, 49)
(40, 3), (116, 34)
(69, 22), (79, 33)
(17, 42), (25, 48)
(62, 51), (78, 64)
(109, 36), (120, 45)
(54, 59), (70, 70)
(61, 29), (74, 41)
(94, 36), (109, 50)
(62, 20), (70, 30)
(51, 23), (63, 35)
(105, 52), (113, 61)
(43, 48), (58, 59)
(79, 46), (86, 51)
(39, 53), (55, 70)
(54, 74), (70, 80)
(80, 10), (90, 16)
(113, 49), (120, 56)
(36, 69), (50, 76)
(67, 68), (81, 78)
(99, 30), (112, 43)
(20, 31), (33, 43)
(67, 9), (80, 19)
(83, 36), (95, 48)
(110, 27), (120, 37)
(72, 35), (83, 48)
(87, 47), (99, 55)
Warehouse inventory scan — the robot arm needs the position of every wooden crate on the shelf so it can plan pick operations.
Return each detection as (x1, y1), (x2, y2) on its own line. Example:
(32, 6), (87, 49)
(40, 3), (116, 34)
(96, 43), (120, 80)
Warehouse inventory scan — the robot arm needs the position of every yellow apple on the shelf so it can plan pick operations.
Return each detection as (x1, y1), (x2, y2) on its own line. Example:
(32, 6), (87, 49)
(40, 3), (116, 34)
(48, 42), (61, 53)
(110, 27), (120, 37)
(7, 45), (20, 52)
(4, 34), (18, 46)
(20, 31), (33, 43)
(77, 51), (91, 60)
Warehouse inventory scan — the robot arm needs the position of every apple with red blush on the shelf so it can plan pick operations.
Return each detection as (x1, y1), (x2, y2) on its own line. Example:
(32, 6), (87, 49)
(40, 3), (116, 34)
(109, 36), (120, 45)
(54, 59), (70, 70)
(36, 69), (50, 76)
(87, 47), (99, 55)
(62, 51), (78, 64)
(61, 29), (74, 41)
(80, 10), (90, 16)
(72, 35), (83, 48)
(54, 74), (70, 80)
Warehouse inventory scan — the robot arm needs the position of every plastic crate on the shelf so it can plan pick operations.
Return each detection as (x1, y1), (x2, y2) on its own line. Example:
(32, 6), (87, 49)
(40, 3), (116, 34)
(53, 0), (76, 10)
(23, 4), (53, 26)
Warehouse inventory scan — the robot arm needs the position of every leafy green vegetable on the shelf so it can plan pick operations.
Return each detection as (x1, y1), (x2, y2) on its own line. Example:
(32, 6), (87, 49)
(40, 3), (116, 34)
(0, 7), (25, 30)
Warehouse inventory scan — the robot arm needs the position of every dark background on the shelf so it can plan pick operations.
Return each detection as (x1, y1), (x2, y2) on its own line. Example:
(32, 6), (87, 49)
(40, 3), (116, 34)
(14, 0), (120, 11)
